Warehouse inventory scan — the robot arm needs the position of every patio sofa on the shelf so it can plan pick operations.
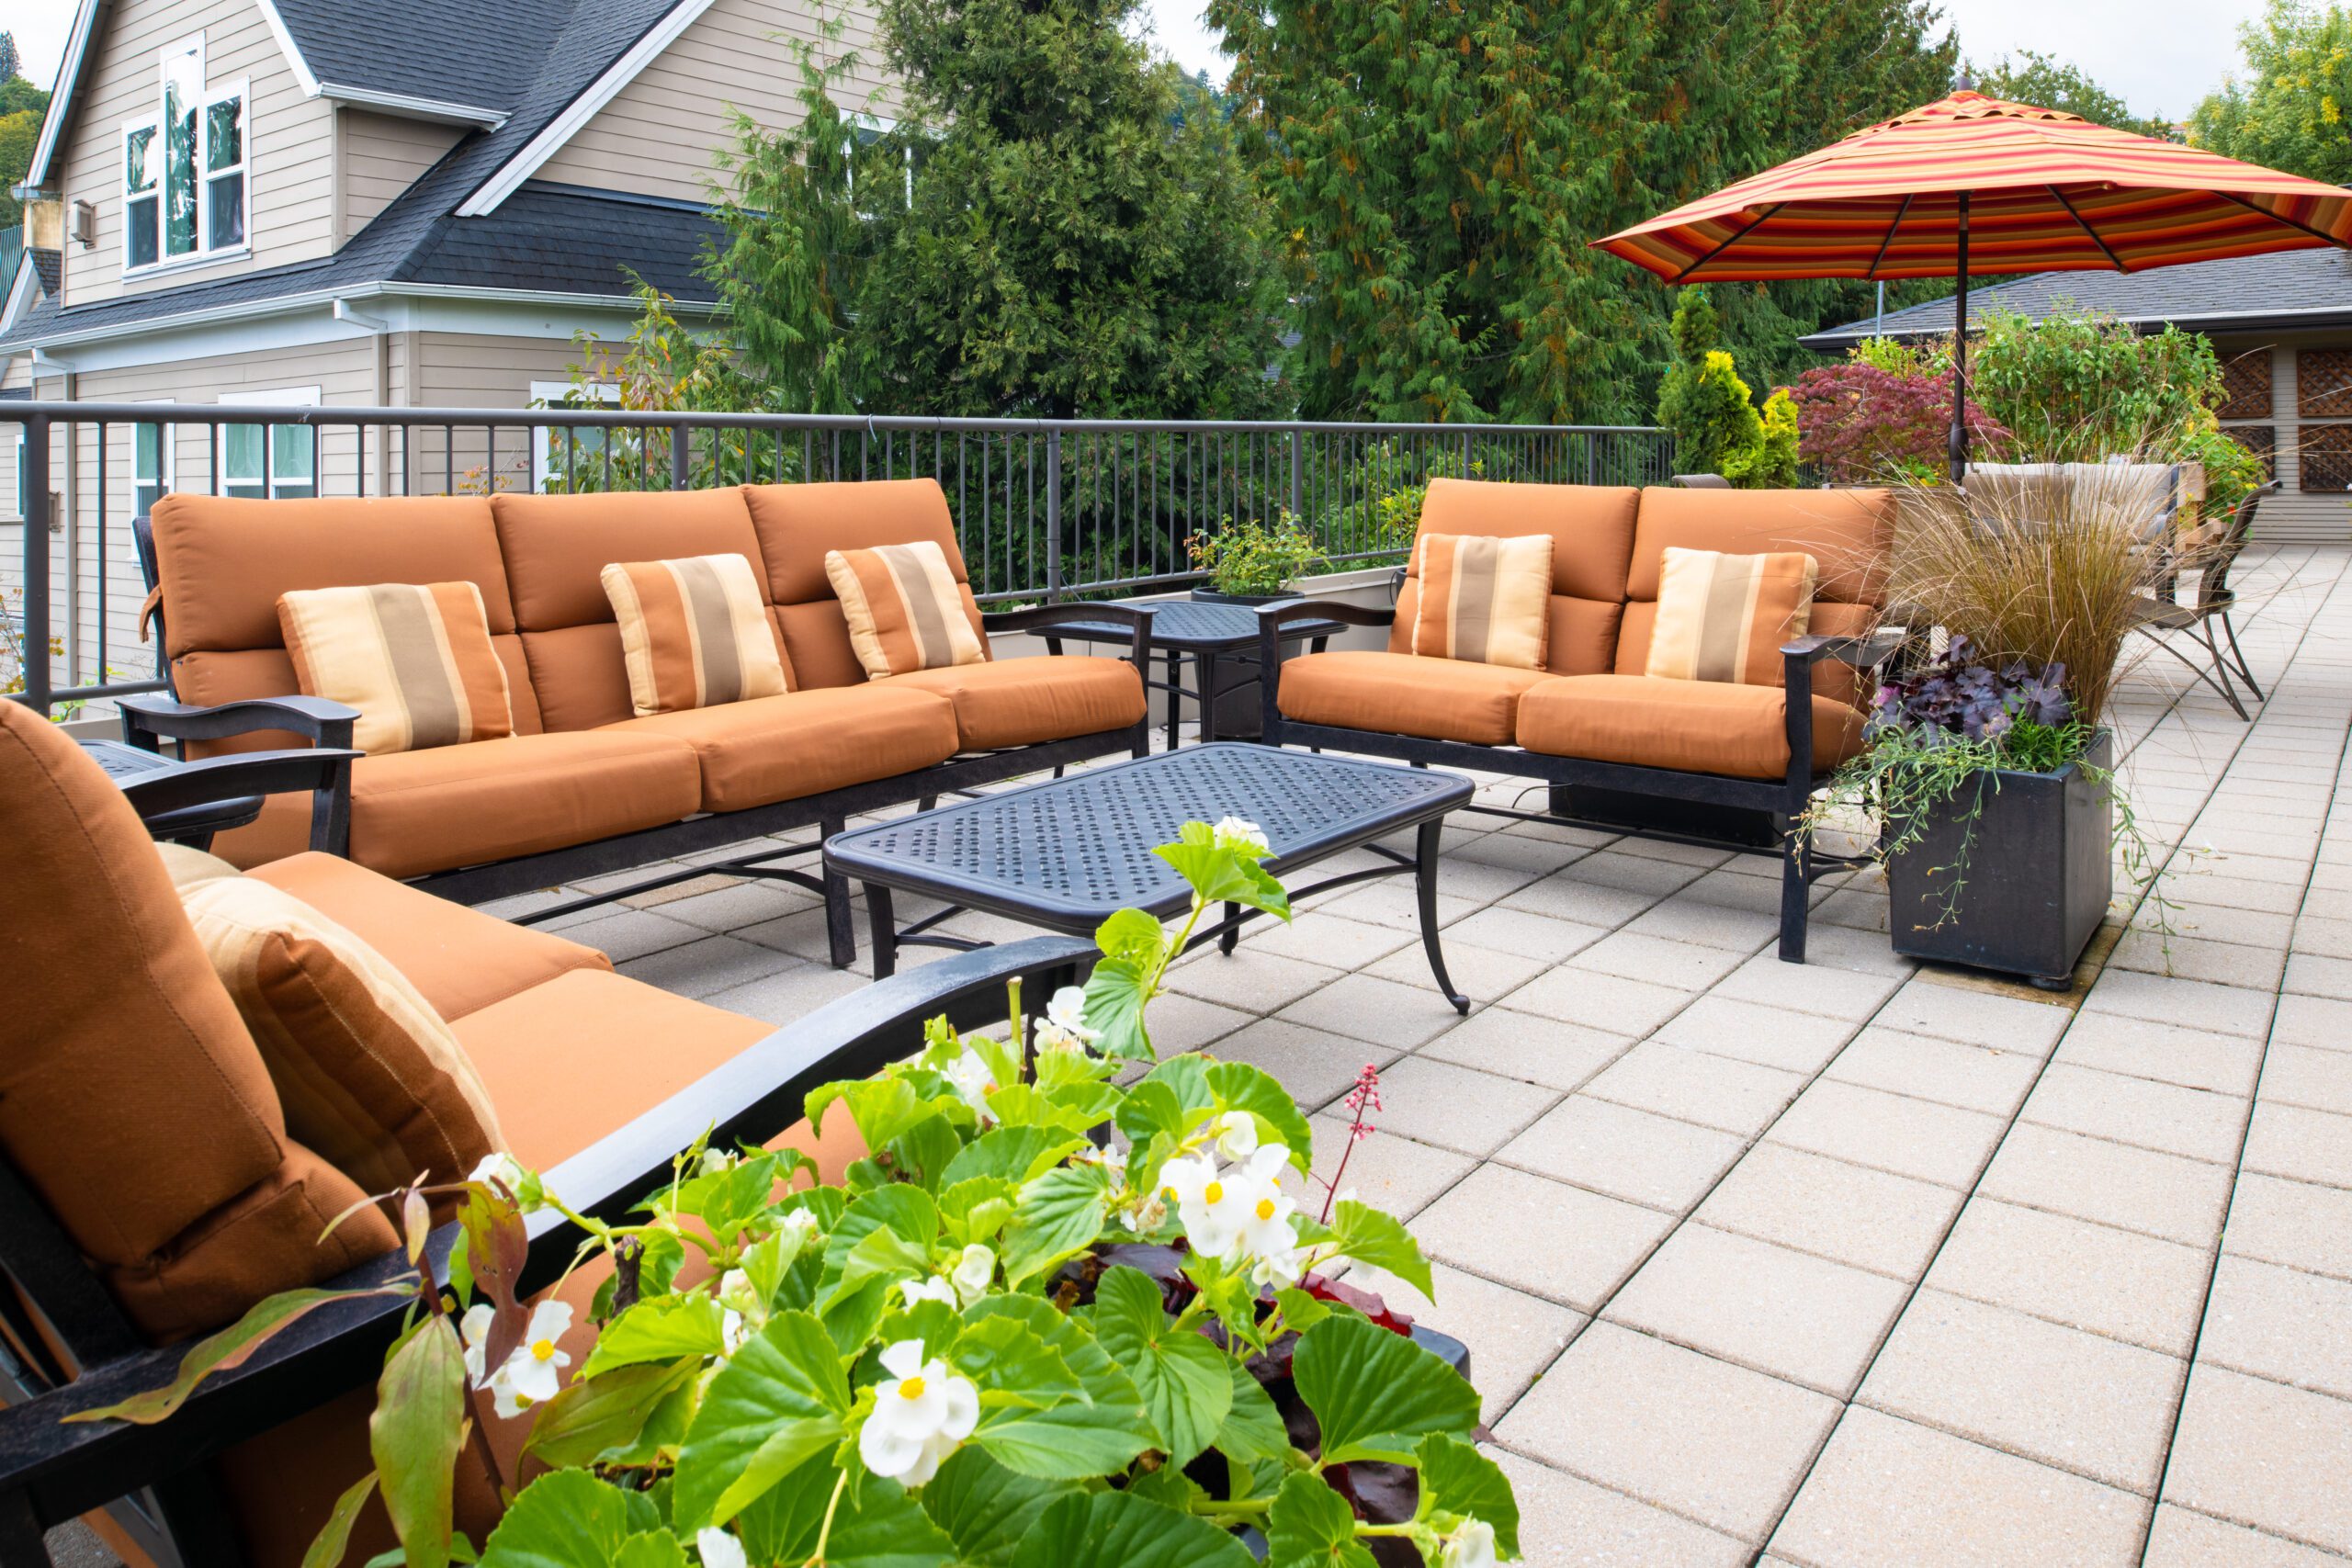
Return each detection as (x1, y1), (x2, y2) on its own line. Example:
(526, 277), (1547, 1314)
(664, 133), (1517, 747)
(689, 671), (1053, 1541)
(1257, 478), (1897, 962)
(0, 694), (1091, 1566)
(133, 479), (1150, 964)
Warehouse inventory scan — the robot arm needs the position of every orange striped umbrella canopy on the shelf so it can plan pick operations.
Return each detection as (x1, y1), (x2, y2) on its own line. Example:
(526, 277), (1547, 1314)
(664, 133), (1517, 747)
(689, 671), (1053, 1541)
(1593, 89), (2352, 283)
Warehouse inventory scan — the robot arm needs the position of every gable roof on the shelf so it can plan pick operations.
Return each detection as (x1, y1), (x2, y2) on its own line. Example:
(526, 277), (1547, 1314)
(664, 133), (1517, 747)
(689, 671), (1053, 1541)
(1801, 249), (2352, 351)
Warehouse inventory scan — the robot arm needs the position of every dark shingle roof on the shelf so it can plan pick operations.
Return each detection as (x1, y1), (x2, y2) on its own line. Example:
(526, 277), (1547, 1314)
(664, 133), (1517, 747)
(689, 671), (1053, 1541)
(29, 249), (60, 298)
(271, 0), (580, 114)
(1801, 248), (2352, 350)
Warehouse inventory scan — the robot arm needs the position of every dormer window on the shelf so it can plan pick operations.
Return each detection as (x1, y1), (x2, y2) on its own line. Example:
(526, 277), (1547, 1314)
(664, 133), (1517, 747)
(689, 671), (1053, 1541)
(121, 37), (246, 274)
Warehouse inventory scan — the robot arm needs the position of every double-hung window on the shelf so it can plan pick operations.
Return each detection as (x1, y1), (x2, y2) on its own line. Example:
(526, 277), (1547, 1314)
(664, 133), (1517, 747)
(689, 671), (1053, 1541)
(121, 38), (247, 273)
(219, 388), (318, 499)
(132, 418), (173, 517)
(529, 379), (622, 491)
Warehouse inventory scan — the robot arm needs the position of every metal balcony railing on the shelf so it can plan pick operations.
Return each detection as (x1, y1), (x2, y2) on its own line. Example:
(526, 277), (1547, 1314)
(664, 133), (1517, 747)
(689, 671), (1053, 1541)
(2, 403), (1674, 716)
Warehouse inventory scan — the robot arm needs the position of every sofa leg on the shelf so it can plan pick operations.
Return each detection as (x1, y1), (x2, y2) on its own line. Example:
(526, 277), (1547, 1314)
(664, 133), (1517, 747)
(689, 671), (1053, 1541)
(1547, 783), (1574, 819)
(1778, 829), (1810, 964)
(820, 814), (856, 969)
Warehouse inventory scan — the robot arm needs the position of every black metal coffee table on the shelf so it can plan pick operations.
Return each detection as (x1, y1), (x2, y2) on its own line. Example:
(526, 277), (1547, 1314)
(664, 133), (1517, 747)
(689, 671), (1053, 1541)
(824, 743), (1475, 1010)
(1045, 599), (1346, 749)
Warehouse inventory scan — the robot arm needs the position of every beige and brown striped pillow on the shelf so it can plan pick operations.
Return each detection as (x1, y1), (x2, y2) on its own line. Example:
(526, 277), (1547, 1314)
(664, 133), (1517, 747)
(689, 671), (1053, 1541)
(825, 540), (988, 679)
(1646, 547), (1818, 686)
(177, 872), (504, 1198)
(1409, 533), (1554, 671)
(600, 553), (789, 717)
(277, 581), (514, 756)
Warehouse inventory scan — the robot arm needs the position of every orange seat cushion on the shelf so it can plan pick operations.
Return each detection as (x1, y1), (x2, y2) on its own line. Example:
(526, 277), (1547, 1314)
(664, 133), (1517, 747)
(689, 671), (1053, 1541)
(249, 852), (612, 1021)
(350, 731), (704, 880)
(888, 656), (1145, 750)
(1276, 649), (1554, 746)
(1514, 675), (1865, 780)
(603, 685), (961, 812)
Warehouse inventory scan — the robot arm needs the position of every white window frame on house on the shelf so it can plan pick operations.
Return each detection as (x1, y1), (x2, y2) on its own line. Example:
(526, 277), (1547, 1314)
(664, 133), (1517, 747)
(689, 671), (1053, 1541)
(119, 35), (250, 276)
(218, 387), (319, 499)
(529, 379), (623, 491)
(131, 410), (175, 518)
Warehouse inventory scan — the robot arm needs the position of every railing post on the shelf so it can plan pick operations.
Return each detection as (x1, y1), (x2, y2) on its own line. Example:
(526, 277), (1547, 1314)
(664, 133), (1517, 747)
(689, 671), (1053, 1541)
(1045, 428), (1063, 604)
(1288, 426), (1303, 521)
(671, 423), (692, 491)
(16, 413), (51, 713)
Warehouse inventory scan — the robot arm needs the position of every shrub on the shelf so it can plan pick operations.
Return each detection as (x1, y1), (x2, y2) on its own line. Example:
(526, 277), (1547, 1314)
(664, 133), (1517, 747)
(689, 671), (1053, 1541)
(1966, 306), (2224, 465)
(1785, 362), (2008, 485)
(1187, 513), (1324, 595)
(1655, 290), (1801, 489)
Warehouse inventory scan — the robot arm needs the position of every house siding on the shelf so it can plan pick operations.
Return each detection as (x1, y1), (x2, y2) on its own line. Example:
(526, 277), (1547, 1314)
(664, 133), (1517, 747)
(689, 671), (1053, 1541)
(60, 0), (335, 308)
(2213, 331), (2352, 547)
(339, 110), (464, 245)
(532, 0), (894, 205)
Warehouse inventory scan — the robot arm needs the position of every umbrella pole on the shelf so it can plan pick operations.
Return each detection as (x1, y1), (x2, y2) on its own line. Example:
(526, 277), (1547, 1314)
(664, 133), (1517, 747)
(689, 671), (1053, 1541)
(1949, 192), (1971, 485)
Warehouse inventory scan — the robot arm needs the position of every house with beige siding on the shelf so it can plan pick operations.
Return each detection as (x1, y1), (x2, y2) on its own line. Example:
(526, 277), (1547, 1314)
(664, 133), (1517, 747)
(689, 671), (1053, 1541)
(1, 0), (890, 683)
(1800, 251), (2352, 546)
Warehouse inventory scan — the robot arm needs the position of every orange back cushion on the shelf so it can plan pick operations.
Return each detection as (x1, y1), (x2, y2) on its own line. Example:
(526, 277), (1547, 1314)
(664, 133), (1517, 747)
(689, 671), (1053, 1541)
(1388, 479), (1640, 675)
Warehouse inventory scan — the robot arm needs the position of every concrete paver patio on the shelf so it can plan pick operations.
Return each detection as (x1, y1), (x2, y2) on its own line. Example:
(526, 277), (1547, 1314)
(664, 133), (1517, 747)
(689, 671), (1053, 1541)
(507, 544), (2352, 1564)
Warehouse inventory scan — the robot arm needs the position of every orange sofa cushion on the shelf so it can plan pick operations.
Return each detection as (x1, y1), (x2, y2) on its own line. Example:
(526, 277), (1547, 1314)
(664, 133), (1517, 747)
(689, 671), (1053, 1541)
(1387, 479), (1640, 675)
(491, 488), (771, 633)
(349, 730), (704, 880)
(1277, 649), (1554, 746)
(1624, 485), (1893, 607)
(1515, 674), (1866, 781)
(604, 685), (961, 812)
(888, 656), (1146, 750)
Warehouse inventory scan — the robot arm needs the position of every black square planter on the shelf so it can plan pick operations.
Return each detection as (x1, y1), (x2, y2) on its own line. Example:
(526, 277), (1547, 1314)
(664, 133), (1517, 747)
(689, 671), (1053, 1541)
(1885, 728), (2114, 987)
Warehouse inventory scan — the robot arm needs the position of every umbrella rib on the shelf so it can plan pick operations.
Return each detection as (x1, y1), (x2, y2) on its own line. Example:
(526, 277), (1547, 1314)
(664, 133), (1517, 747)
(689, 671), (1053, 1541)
(1864, 192), (1915, 280)
(1672, 201), (1786, 283)
(2211, 188), (2348, 250)
(2047, 185), (2128, 270)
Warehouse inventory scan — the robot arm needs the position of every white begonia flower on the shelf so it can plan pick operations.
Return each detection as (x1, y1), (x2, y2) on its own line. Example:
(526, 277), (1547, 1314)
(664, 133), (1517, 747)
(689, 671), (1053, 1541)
(859, 1339), (978, 1486)
(696, 1527), (751, 1568)
(951, 1244), (995, 1307)
(1035, 986), (1100, 1052)
(458, 1303), (495, 1384)
(1165, 1144), (1290, 1261)
(1441, 1518), (1498, 1568)
(469, 1152), (525, 1193)
(899, 1275), (959, 1312)
(1213, 815), (1271, 853)
(1252, 1240), (1306, 1292)
(1212, 1110), (1260, 1162)
(781, 1208), (820, 1245)
(699, 1145), (739, 1175)
(461, 1300), (573, 1418)
(718, 1268), (755, 1314)
(720, 1308), (749, 1357)
(1121, 1190), (1168, 1235)
(941, 1049), (998, 1123)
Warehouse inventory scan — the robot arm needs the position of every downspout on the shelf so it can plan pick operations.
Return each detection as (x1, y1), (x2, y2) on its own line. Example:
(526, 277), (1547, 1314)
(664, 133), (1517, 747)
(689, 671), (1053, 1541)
(334, 299), (390, 494)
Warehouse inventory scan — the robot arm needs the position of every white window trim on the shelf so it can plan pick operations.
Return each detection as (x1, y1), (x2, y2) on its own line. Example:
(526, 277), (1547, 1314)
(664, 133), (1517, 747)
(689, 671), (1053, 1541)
(218, 386), (320, 496)
(131, 407), (175, 516)
(529, 379), (622, 491)
(120, 37), (253, 278)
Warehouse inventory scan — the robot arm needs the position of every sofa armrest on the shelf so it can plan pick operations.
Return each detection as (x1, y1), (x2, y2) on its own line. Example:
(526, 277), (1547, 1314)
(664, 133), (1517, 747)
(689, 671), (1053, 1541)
(1779, 628), (1902, 795)
(119, 693), (359, 752)
(983, 603), (1157, 671)
(118, 749), (361, 854)
(1780, 627), (1905, 671)
(0, 934), (1096, 1541)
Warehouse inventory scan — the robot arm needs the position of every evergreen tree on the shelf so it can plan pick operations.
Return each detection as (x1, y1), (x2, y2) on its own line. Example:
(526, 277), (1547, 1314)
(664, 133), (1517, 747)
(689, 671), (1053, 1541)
(2189, 0), (2352, 185)
(0, 34), (17, 85)
(1971, 51), (2173, 138)
(1656, 290), (1799, 487)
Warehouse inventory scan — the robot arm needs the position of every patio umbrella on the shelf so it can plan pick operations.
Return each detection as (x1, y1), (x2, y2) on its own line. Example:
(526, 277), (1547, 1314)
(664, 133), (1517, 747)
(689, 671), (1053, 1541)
(1592, 89), (2352, 480)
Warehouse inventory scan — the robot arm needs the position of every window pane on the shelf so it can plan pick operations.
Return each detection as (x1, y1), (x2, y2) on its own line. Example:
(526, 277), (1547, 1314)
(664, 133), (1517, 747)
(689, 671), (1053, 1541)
(125, 125), (156, 192)
(134, 483), (163, 517)
(134, 423), (160, 480)
(271, 423), (314, 483)
(207, 174), (244, 247)
(127, 197), (159, 268)
(223, 423), (265, 483)
(205, 96), (242, 172)
(163, 51), (200, 257)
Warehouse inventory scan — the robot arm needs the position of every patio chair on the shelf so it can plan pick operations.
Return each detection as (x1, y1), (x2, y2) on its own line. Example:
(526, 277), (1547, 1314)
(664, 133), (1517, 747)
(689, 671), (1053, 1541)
(2131, 480), (2278, 721)
(0, 695), (1090, 1567)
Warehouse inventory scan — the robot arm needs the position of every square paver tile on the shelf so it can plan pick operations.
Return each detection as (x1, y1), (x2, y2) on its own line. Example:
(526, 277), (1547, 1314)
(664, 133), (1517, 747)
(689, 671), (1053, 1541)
(1605, 1224), (1910, 1396)
(1766, 1080), (2007, 1190)
(563, 907), (716, 964)
(1487, 1449), (1752, 1568)
(1413, 1007), (1633, 1091)
(1274, 971), (1475, 1050)
(1340, 1259), (1581, 1422)
(1500, 1095), (1749, 1213)
(1825, 1028), (2043, 1116)
(2020, 1063), (2248, 1166)
(1574, 931), (1751, 988)
(1582, 1041), (1808, 1136)
(1711, 952), (1905, 1021)
(2286, 952), (2352, 1001)
(1444, 904), (1612, 964)
(1210, 1018), (1400, 1112)
(2076, 970), (2278, 1040)
(2222, 1173), (2352, 1281)
(2110, 929), (2290, 990)
(1246, 910), (1416, 969)
(1859, 1290), (2186, 1495)
(2053, 1012), (2267, 1097)
(1316, 880), (1481, 931)
(1166, 947), (1341, 1013)
(1359, 1055), (1561, 1156)
(1924, 1198), (2211, 1356)
(1290, 1116), (1475, 1223)
(1501, 967), (1693, 1037)
(701, 959), (867, 1022)
(2240, 1102), (2352, 1189)
(1363, 938), (1549, 1004)
(616, 933), (794, 998)
(1144, 992), (1254, 1055)
(1872, 979), (2075, 1053)
(1571, 851), (1711, 897)
(1769, 1406), (2151, 1568)
(1978, 1122), (2235, 1248)
(1500, 877), (1660, 930)
(2272, 993), (2352, 1051)
(2259, 1044), (2352, 1117)
(2143, 1506), (2352, 1568)
(1656, 997), (1860, 1074)
(2198, 1255), (2352, 1401)
(1622, 897), (1780, 953)
(1413, 1163), (1674, 1312)
(2165, 1363), (2352, 1555)
(1496, 1321), (1841, 1543)
(1694, 1143), (1962, 1281)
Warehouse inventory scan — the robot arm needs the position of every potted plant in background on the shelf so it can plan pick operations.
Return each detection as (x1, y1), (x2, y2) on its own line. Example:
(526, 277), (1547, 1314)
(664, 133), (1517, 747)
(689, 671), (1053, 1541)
(1187, 513), (1324, 604)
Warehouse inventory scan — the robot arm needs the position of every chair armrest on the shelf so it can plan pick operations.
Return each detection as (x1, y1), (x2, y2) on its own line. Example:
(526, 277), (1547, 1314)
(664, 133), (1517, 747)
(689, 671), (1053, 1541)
(1779, 628), (1902, 792)
(117, 749), (361, 828)
(1781, 627), (1905, 671)
(119, 693), (359, 751)
(982, 603), (1156, 668)
(0, 935), (1096, 1531)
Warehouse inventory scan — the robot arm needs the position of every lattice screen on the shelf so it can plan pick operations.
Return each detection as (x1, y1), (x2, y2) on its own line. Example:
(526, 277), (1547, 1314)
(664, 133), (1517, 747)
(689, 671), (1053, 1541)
(2298, 423), (2352, 491)
(2298, 349), (2352, 417)
(2219, 350), (2272, 420)
(2224, 425), (2278, 482)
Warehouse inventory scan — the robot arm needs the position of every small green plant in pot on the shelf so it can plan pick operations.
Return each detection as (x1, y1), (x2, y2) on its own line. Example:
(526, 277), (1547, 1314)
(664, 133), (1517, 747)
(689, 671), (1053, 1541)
(1187, 513), (1324, 604)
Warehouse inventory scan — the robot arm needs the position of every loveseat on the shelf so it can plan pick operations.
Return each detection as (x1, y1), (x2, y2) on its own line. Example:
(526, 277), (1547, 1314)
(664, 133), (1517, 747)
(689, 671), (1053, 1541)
(134, 479), (1150, 964)
(1258, 479), (1897, 961)
(0, 696), (1090, 1566)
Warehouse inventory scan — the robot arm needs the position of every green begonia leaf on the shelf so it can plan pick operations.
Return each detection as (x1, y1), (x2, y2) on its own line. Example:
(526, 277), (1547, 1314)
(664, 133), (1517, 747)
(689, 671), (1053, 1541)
(915, 1446), (1080, 1568)
(1205, 1061), (1314, 1172)
(611, 1532), (688, 1568)
(1079, 954), (1154, 1061)
(961, 1295), (1156, 1479)
(1142, 1054), (1214, 1114)
(1088, 1266), (1231, 1467)
(942, 1128), (1085, 1189)
(736, 1466), (956, 1568)
(1000, 1163), (1109, 1287)
(1291, 1314), (1477, 1467)
(580, 1294), (728, 1379)
(819, 1188), (941, 1306)
(478, 1470), (645, 1568)
(1417, 1433), (1520, 1557)
(1214, 1360), (1293, 1467)
(882, 1112), (964, 1193)
(1154, 841), (1291, 921)
(1265, 1472), (1376, 1568)
(673, 1311), (852, 1531)
(938, 1176), (1019, 1247)
(1008, 1491), (1255, 1568)
(1095, 907), (1167, 966)
(952, 1314), (1082, 1412)
(522, 1358), (701, 1470)
(1115, 1080), (1189, 1153)
(1329, 1201), (1433, 1300)
(372, 1317), (467, 1568)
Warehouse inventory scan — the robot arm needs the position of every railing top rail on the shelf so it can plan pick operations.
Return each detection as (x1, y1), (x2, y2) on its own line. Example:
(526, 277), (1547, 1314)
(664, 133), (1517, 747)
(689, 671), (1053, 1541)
(0, 402), (1668, 438)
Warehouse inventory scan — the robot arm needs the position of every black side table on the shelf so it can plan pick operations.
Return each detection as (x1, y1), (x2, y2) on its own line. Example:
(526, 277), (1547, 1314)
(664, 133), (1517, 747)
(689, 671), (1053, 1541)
(1044, 599), (1346, 750)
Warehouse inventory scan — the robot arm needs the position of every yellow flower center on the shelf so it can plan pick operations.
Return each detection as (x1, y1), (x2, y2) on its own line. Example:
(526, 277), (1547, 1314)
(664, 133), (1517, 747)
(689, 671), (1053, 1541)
(1204, 1181), (1225, 1204)
(900, 1376), (927, 1400)
(1255, 1198), (1277, 1221)
(530, 1338), (556, 1362)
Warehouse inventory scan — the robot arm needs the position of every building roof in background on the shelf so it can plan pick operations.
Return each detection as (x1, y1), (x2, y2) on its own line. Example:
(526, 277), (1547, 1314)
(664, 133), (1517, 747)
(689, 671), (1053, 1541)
(1800, 250), (2352, 351)
(266, 0), (581, 118)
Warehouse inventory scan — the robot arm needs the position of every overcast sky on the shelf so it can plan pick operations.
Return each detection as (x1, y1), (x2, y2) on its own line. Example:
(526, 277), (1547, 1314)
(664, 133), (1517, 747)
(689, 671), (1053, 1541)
(5, 0), (2278, 128)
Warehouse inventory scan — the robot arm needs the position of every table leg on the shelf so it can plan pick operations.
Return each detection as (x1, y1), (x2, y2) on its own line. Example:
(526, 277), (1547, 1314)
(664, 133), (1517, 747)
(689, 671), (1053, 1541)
(1220, 900), (1240, 955)
(821, 815), (855, 969)
(1165, 649), (1182, 751)
(866, 882), (898, 980)
(1416, 818), (1470, 1014)
(1200, 650), (1220, 746)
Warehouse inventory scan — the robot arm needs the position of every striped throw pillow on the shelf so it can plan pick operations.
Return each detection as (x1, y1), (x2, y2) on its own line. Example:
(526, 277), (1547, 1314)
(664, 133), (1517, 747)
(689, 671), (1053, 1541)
(177, 872), (505, 1197)
(600, 553), (790, 717)
(1410, 533), (1554, 671)
(277, 581), (514, 756)
(825, 540), (989, 679)
(1645, 547), (1819, 686)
